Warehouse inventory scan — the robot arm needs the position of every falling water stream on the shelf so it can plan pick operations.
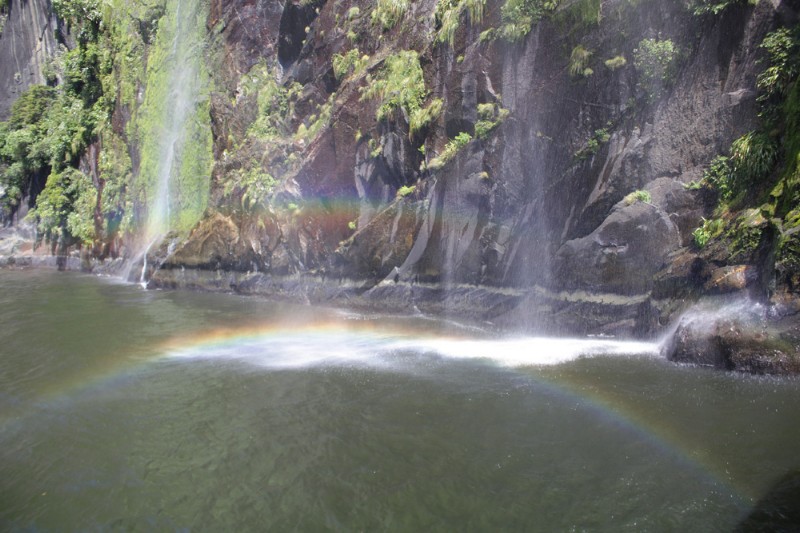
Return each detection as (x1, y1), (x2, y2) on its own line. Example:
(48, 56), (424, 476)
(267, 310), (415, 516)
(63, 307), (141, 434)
(1, 270), (799, 530)
(128, 0), (209, 285)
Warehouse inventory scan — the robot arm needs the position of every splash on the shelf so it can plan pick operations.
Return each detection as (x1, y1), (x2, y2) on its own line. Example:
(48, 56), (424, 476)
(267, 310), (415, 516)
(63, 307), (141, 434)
(2, 318), (749, 509)
(163, 321), (661, 370)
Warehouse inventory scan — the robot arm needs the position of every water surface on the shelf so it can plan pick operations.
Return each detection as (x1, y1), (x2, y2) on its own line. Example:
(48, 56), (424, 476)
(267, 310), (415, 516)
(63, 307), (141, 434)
(1, 270), (798, 530)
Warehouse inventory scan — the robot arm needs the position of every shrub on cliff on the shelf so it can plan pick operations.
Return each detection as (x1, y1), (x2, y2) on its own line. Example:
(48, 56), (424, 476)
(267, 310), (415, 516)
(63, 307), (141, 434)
(633, 38), (679, 100)
(689, 0), (758, 16)
(361, 50), (441, 138)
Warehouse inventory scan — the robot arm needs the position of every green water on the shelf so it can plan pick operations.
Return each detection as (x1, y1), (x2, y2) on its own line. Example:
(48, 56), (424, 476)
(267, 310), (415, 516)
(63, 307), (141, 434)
(1, 270), (799, 531)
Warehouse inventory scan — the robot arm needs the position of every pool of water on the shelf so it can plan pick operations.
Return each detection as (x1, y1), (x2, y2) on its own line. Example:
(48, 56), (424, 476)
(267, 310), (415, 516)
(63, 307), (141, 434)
(1, 270), (798, 530)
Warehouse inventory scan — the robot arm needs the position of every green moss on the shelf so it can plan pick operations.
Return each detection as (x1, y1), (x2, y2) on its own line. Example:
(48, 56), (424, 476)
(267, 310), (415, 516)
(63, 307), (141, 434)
(30, 167), (96, 245)
(295, 96), (333, 143)
(474, 102), (510, 139)
(134, 0), (213, 234)
(574, 128), (610, 160)
(332, 49), (369, 81)
(222, 159), (276, 213)
(494, 0), (559, 42)
(727, 209), (767, 261)
(409, 98), (443, 137)
(98, 130), (133, 238)
(552, 0), (602, 29)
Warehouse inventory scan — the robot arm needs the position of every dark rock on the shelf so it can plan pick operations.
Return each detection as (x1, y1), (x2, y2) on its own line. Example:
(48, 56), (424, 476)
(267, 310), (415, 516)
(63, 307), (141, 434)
(703, 265), (758, 293)
(0, 0), (59, 120)
(554, 188), (681, 297)
(159, 211), (282, 273)
(663, 305), (800, 374)
(736, 470), (800, 533)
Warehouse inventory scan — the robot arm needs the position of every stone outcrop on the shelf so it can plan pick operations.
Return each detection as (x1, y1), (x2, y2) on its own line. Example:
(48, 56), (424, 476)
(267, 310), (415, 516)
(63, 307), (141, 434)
(663, 304), (800, 374)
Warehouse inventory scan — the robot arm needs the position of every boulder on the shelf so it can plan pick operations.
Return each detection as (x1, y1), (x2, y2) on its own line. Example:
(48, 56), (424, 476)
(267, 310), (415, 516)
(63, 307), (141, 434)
(554, 187), (682, 296)
(663, 307), (800, 374)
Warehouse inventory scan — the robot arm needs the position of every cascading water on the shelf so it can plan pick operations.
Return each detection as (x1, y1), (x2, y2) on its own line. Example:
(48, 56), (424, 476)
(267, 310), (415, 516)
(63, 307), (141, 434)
(126, 0), (212, 284)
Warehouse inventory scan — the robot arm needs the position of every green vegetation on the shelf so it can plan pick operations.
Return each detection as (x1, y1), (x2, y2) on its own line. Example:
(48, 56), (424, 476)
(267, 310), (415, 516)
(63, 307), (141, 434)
(371, 0), (409, 31)
(429, 132), (472, 170)
(633, 38), (679, 99)
(409, 99), (444, 138)
(133, 0), (212, 234)
(604, 55), (627, 71)
(729, 131), (778, 188)
(245, 63), (303, 141)
(624, 189), (651, 205)
(223, 162), (276, 212)
(396, 185), (416, 198)
(574, 128), (610, 160)
(479, 0), (559, 42)
(689, 0), (758, 16)
(757, 25), (800, 125)
(0, 0), (217, 245)
(435, 0), (486, 45)
(33, 167), (96, 245)
(692, 22), (800, 258)
(474, 102), (510, 139)
(693, 217), (724, 248)
(569, 45), (593, 78)
(700, 155), (733, 200)
(332, 49), (370, 81)
(361, 51), (431, 127)
(295, 97), (333, 143)
(553, 0), (602, 29)
(727, 209), (767, 260)
(0, 0), (111, 245)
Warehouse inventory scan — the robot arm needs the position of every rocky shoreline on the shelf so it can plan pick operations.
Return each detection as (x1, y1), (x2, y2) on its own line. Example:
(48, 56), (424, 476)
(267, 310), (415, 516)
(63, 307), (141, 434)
(4, 233), (799, 376)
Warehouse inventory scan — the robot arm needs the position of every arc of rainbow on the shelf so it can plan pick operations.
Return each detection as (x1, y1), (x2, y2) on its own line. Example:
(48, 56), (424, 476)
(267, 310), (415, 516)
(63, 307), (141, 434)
(0, 319), (752, 509)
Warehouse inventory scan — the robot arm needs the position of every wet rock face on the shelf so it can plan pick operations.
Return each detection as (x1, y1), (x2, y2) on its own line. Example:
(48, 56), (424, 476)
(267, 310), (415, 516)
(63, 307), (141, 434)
(663, 312), (800, 374)
(554, 191), (682, 297)
(158, 211), (283, 273)
(209, 0), (285, 89)
(0, 0), (60, 120)
(277, 0), (321, 68)
(168, 0), (796, 338)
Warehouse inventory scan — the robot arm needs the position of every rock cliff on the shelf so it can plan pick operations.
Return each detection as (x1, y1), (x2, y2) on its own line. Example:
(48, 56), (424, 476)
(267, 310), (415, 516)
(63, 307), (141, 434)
(2, 0), (800, 370)
(0, 0), (60, 121)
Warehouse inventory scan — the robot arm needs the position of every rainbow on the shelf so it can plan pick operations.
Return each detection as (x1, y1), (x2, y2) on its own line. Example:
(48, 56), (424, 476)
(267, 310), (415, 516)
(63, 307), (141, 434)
(1, 318), (752, 508)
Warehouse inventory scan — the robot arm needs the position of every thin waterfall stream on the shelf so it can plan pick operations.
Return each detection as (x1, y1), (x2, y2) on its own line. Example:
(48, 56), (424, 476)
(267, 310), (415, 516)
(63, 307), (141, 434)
(127, 0), (209, 284)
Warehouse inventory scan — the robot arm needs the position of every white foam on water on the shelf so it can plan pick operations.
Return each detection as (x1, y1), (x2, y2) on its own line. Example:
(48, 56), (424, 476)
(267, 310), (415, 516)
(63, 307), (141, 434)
(168, 329), (661, 371)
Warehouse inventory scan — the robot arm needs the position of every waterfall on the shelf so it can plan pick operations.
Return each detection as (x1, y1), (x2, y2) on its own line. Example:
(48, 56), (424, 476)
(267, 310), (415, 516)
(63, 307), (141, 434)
(127, 0), (212, 283)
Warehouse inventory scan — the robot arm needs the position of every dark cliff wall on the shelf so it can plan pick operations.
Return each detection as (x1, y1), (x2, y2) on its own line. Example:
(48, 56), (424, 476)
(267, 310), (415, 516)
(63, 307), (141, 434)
(0, 0), (59, 121)
(2, 0), (797, 337)
(147, 0), (799, 335)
